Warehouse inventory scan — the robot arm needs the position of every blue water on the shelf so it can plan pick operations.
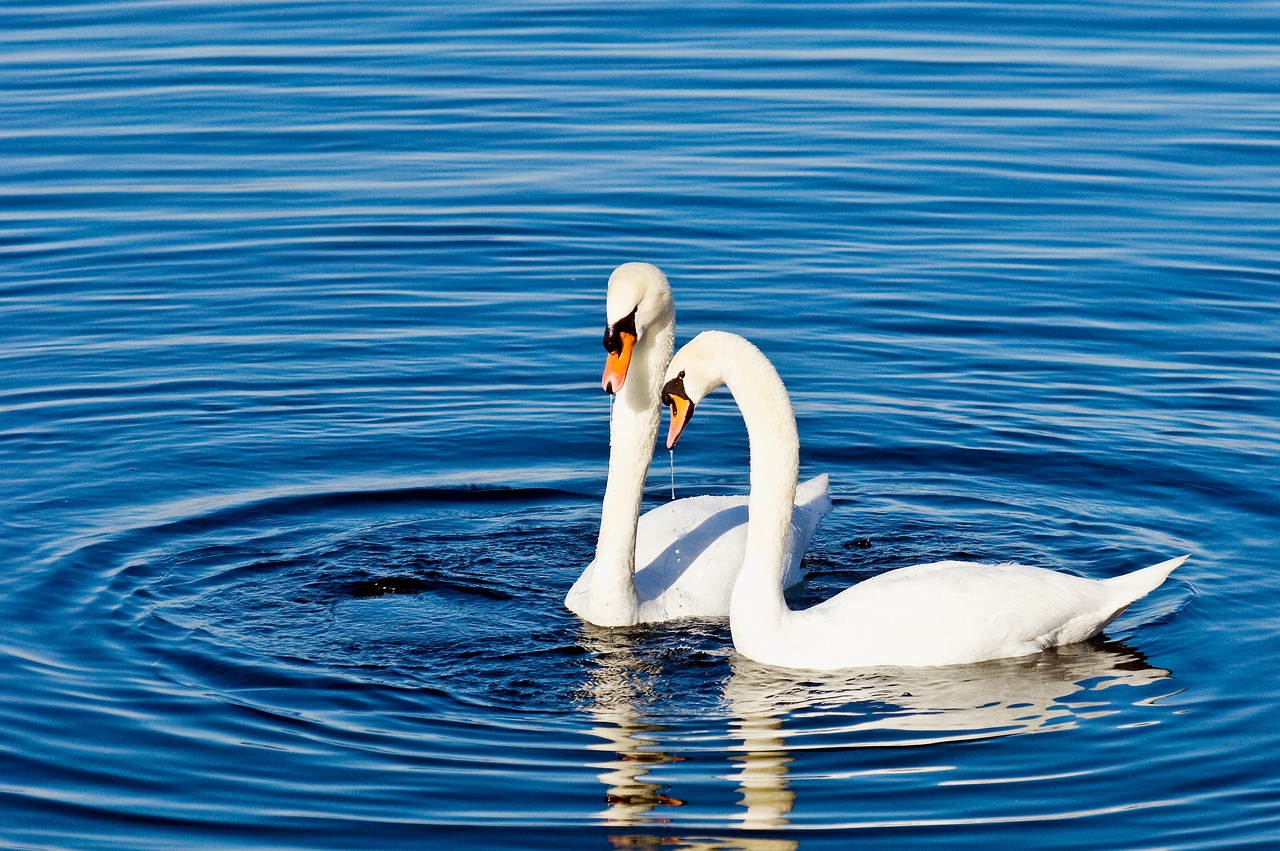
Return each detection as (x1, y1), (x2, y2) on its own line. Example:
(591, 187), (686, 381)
(3, 1), (1279, 847)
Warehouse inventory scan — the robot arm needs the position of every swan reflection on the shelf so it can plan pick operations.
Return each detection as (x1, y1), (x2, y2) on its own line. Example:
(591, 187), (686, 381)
(723, 640), (1174, 828)
(577, 625), (1173, 839)
(728, 706), (794, 830)
(578, 625), (685, 824)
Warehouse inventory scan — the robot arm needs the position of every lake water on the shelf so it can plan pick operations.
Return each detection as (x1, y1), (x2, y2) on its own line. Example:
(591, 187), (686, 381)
(3, 1), (1279, 848)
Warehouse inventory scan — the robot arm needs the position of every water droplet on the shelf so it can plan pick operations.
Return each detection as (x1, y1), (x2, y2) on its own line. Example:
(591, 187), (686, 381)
(668, 449), (676, 500)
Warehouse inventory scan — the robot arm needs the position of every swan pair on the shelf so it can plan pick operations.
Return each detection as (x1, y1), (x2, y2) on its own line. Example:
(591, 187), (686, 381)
(564, 263), (832, 626)
(567, 263), (1186, 670)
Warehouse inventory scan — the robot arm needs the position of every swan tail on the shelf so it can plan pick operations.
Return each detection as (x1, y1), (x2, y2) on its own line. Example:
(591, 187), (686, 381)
(795, 473), (832, 515)
(1103, 554), (1188, 603)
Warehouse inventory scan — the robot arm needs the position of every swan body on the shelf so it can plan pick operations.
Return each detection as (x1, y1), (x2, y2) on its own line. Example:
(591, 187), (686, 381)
(566, 264), (831, 627)
(567, 473), (832, 623)
(661, 330), (1187, 670)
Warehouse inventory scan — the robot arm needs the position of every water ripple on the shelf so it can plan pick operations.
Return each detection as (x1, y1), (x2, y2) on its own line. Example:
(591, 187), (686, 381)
(3, 0), (1279, 846)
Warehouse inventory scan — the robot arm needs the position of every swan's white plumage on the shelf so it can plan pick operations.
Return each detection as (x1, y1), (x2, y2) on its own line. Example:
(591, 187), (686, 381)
(565, 265), (831, 627)
(778, 555), (1188, 668)
(567, 473), (831, 623)
(664, 330), (1187, 669)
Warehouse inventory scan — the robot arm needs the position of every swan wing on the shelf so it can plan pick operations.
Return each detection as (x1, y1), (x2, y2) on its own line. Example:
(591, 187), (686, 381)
(569, 475), (832, 623)
(786, 558), (1183, 669)
(633, 474), (831, 621)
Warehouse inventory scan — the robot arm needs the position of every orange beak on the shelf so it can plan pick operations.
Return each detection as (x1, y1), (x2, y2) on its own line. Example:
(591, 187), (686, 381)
(665, 393), (694, 449)
(601, 330), (636, 394)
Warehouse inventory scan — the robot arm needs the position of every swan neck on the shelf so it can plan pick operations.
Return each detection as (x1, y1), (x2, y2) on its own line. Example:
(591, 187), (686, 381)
(591, 319), (674, 611)
(723, 341), (799, 634)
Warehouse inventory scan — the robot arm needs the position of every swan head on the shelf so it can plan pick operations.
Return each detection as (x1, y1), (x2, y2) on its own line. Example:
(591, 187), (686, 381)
(660, 330), (734, 449)
(602, 262), (674, 394)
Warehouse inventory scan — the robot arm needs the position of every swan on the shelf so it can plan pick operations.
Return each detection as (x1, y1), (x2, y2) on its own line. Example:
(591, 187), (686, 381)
(565, 264), (831, 627)
(661, 330), (1188, 669)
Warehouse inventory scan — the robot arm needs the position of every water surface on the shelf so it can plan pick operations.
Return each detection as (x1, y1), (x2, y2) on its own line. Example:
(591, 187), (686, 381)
(2, 1), (1279, 848)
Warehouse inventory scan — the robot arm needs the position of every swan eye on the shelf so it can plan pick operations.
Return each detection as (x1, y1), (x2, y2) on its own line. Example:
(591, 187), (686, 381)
(602, 307), (638, 354)
(661, 374), (692, 410)
(662, 372), (687, 408)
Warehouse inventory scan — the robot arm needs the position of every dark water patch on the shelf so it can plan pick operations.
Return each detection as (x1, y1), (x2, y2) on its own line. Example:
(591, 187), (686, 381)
(53, 490), (596, 709)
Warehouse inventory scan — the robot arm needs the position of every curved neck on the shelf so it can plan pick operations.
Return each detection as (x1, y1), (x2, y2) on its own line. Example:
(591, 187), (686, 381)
(720, 340), (799, 646)
(591, 319), (674, 611)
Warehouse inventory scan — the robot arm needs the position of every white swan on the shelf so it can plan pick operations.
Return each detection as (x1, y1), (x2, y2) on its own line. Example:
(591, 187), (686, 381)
(565, 264), (831, 627)
(661, 330), (1188, 669)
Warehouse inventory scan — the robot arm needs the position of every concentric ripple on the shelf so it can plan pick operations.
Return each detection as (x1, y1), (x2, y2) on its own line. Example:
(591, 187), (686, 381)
(47, 487), (596, 708)
(5, 4), (1275, 844)
(0, 478), (1197, 844)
